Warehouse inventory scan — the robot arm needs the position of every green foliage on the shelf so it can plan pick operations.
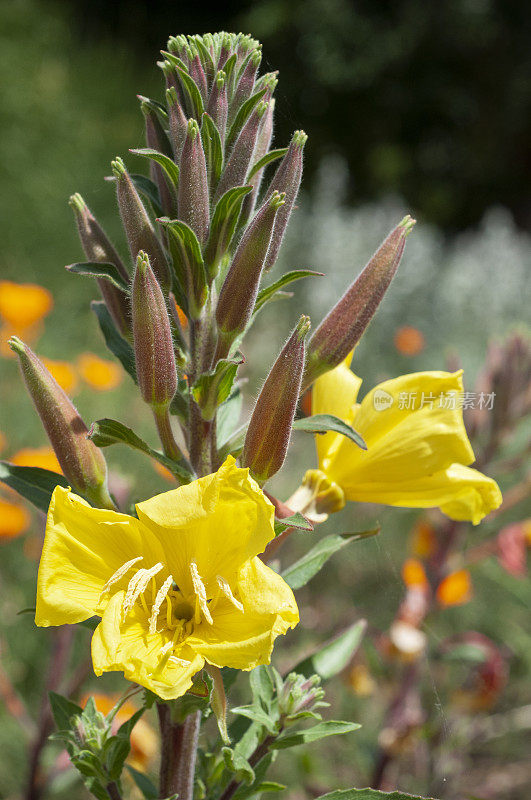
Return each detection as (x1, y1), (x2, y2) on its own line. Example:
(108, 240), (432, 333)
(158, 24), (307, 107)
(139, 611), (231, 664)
(292, 620), (367, 680)
(192, 356), (244, 420)
(292, 414), (367, 450)
(254, 270), (323, 314)
(316, 791), (436, 800)
(91, 301), (137, 382)
(0, 461), (69, 512)
(282, 530), (379, 590)
(66, 262), (131, 293)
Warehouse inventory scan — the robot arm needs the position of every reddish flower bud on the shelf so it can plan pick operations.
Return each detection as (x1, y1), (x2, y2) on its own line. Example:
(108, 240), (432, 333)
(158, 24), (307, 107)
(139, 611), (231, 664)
(111, 157), (170, 291)
(131, 251), (177, 409)
(229, 47), (262, 124)
(214, 101), (269, 203)
(240, 99), (275, 225)
(242, 316), (311, 484)
(186, 44), (208, 102)
(69, 193), (131, 338)
(206, 71), (228, 142)
(166, 87), (188, 162)
(303, 216), (416, 389)
(262, 130), (306, 272)
(9, 337), (113, 509)
(215, 191), (285, 352)
(178, 119), (210, 245)
(140, 100), (175, 216)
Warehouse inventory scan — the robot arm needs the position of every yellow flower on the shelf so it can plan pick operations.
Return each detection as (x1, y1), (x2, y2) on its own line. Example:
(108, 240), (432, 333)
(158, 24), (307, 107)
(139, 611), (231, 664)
(297, 355), (501, 524)
(77, 353), (123, 391)
(35, 457), (298, 700)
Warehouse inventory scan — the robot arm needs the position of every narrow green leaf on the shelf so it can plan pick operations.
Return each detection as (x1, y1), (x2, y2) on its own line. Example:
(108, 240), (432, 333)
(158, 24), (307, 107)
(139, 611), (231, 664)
(203, 186), (253, 278)
(226, 87), (267, 150)
(274, 512), (313, 536)
(283, 531), (379, 591)
(192, 356), (243, 420)
(66, 262), (130, 293)
(0, 462), (69, 513)
(201, 113), (224, 189)
(255, 270), (323, 314)
(248, 147), (288, 181)
(91, 301), (137, 382)
(87, 419), (193, 483)
(130, 148), (180, 212)
(316, 789), (437, 800)
(293, 620), (367, 680)
(130, 173), (163, 216)
(174, 63), (205, 118)
(271, 720), (360, 749)
(292, 414), (367, 450)
(158, 218), (208, 317)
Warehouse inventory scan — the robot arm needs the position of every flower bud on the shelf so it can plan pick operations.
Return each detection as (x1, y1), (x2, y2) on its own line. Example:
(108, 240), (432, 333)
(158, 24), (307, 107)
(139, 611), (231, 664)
(166, 87), (188, 162)
(214, 101), (269, 203)
(9, 337), (113, 509)
(140, 100), (175, 216)
(131, 251), (177, 409)
(303, 216), (416, 389)
(278, 673), (326, 721)
(215, 191), (285, 353)
(186, 44), (208, 102)
(240, 99), (275, 225)
(242, 315), (311, 484)
(206, 71), (228, 142)
(111, 156), (170, 291)
(178, 119), (210, 245)
(263, 130), (307, 271)
(229, 47), (262, 124)
(69, 194), (131, 338)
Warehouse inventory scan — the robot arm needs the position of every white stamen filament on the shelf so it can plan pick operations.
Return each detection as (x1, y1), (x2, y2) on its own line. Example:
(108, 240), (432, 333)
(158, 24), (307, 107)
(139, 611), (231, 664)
(100, 556), (143, 598)
(216, 575), (244, 612)
(123, 563), (163, 620)
(190, 561), (213, 625)
(149, 575), (173, 634)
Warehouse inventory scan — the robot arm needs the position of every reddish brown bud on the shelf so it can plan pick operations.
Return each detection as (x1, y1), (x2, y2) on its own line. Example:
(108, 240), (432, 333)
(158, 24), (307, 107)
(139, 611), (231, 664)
(214, 101), (268, 203)
(9, 337), (113, 509)
(178, 120), (210, 245)
(141, 101), (175, 216)
(132, 251), (177, 409)
(303, 216), (416, 389)
(206, 71), (228, 142)
(69, 193), (131, 338)
(166, 87), (188, 162)
(243, 316), (311, 484)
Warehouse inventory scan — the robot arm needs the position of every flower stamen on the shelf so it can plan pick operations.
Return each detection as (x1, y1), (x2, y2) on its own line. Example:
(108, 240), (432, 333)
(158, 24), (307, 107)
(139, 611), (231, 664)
(100, 556), (143, 598)
(123, 563), (163, 620)
(149, 574), (174, 634)
(216, 575), (244, 612)
(190, 561), (213, 625)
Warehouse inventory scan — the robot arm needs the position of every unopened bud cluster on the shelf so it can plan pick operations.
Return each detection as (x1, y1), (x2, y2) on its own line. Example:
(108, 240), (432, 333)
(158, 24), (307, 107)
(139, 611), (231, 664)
(278, 673), (327, 723)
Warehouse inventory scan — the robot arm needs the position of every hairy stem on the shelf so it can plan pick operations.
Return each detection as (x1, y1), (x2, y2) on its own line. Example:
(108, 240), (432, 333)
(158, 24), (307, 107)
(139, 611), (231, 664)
(158, 706), (201, 800)
(153, 405), (182, 462)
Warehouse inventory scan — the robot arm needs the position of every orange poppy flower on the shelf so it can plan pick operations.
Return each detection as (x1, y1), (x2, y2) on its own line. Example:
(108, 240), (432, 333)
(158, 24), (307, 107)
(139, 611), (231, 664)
(402, 558), (429, 589)
(410, 520), (437, 558)
(11, 447), (62, 474)
(0, 498), (31, 539)
(436, 569), (473, 607)
(152, 460), (176, 483)
(0, 282), (53, 329)
(77, 353), (122, 391)
(394, 326), (425, 356)
(42, 358), (78, 395)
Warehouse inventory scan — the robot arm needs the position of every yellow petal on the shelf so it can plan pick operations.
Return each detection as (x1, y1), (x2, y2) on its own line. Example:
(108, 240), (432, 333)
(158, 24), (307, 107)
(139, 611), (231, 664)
(328, 371), (476, 489)
(91, 591), (204, 700)
(136, 457), (275, 596)
(312, 353), (362, 469)
(187, 557), (299, 670)
(343, 463), (501, 524)
(36, 487), (154, 626)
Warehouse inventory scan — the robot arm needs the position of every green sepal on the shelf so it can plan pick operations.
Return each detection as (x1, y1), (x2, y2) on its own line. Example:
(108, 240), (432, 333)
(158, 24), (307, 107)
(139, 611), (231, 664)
(200, 112), (224, 189)
(292, 414), (367, 450)
(66, 262), (130, 294)
(192, 355), (243, 420)
(292, 620), (367, 681)
(254, 270), (323, 314)
(248, 147), (288, 181)
(87, 418), (194, 483)
(282, 530), (379, 591)
(270, 720), (361, 750)
(0, 462), (69, 513)
(226, 87), (267, 150)
(91, 301), (137, 383)
(204, 186), (253, 279)
(158, 217), (208, 318)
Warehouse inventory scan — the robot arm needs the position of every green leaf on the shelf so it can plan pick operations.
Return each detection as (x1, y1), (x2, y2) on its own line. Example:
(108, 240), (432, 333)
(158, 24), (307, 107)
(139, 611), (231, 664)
(282, 530), (379, 591)
(274, 512), (313, 537)
(292, 414), (367, 450)
(192, 356), (243, 420)
(66, 262), (130, 293)
(232, 753), (275, 800)
(271, 720), (361, 750)
(87, 419), (193, 483)
(254, 270), (323, 314)
(158, 217), (208, 317)
(315, 790), (437, 800)
(250, 665), (275, 708)
(293, 620), (367, 680)
(248, 148), (289, 181)
(217, 388), (243, 448)
(201, 112), (224, 189)
(130, 148), (179, 213)
(222, 747), (255, 785)
(107, 708), (145, 780)
(204, 186), (253, 278)
(125, 765), (158, 799)
(174, 63), (205, 118)
(226, 87), (267, 150)
(49, 691), (83, 733)
(0, 462), (69, 513)
(130, 173), (163, 216)
(231, 705), (278, 735)
(91, 301), (137, 382)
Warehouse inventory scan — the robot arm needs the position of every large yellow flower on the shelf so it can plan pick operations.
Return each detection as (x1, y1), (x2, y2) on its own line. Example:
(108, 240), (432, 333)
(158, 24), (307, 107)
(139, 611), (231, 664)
(35, 457), (298, 700)
(294, 356), (501, 524)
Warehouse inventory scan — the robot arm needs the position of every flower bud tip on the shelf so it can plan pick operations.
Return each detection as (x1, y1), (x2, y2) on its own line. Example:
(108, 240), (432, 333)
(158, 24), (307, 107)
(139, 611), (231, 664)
(399, 215), (416, 236)
(8, 336), (25, 356)
(68, 193), (86, 214)
(186, 118), (200, 139)
(296, 315), (311, 340)
(111, 157), (126, 179)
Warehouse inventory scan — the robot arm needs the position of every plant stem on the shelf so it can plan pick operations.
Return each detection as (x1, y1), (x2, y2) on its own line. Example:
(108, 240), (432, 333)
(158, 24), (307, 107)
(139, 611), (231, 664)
(154, 405), (182, 462)
(106, 782), (123, 800)
(158, 705), (201, 800)
(218, 735), (276, 800)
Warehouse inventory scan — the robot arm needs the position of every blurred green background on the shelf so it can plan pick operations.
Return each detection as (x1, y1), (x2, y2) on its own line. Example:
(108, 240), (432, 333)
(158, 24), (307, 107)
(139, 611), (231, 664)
(0, 1), (530, 799)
